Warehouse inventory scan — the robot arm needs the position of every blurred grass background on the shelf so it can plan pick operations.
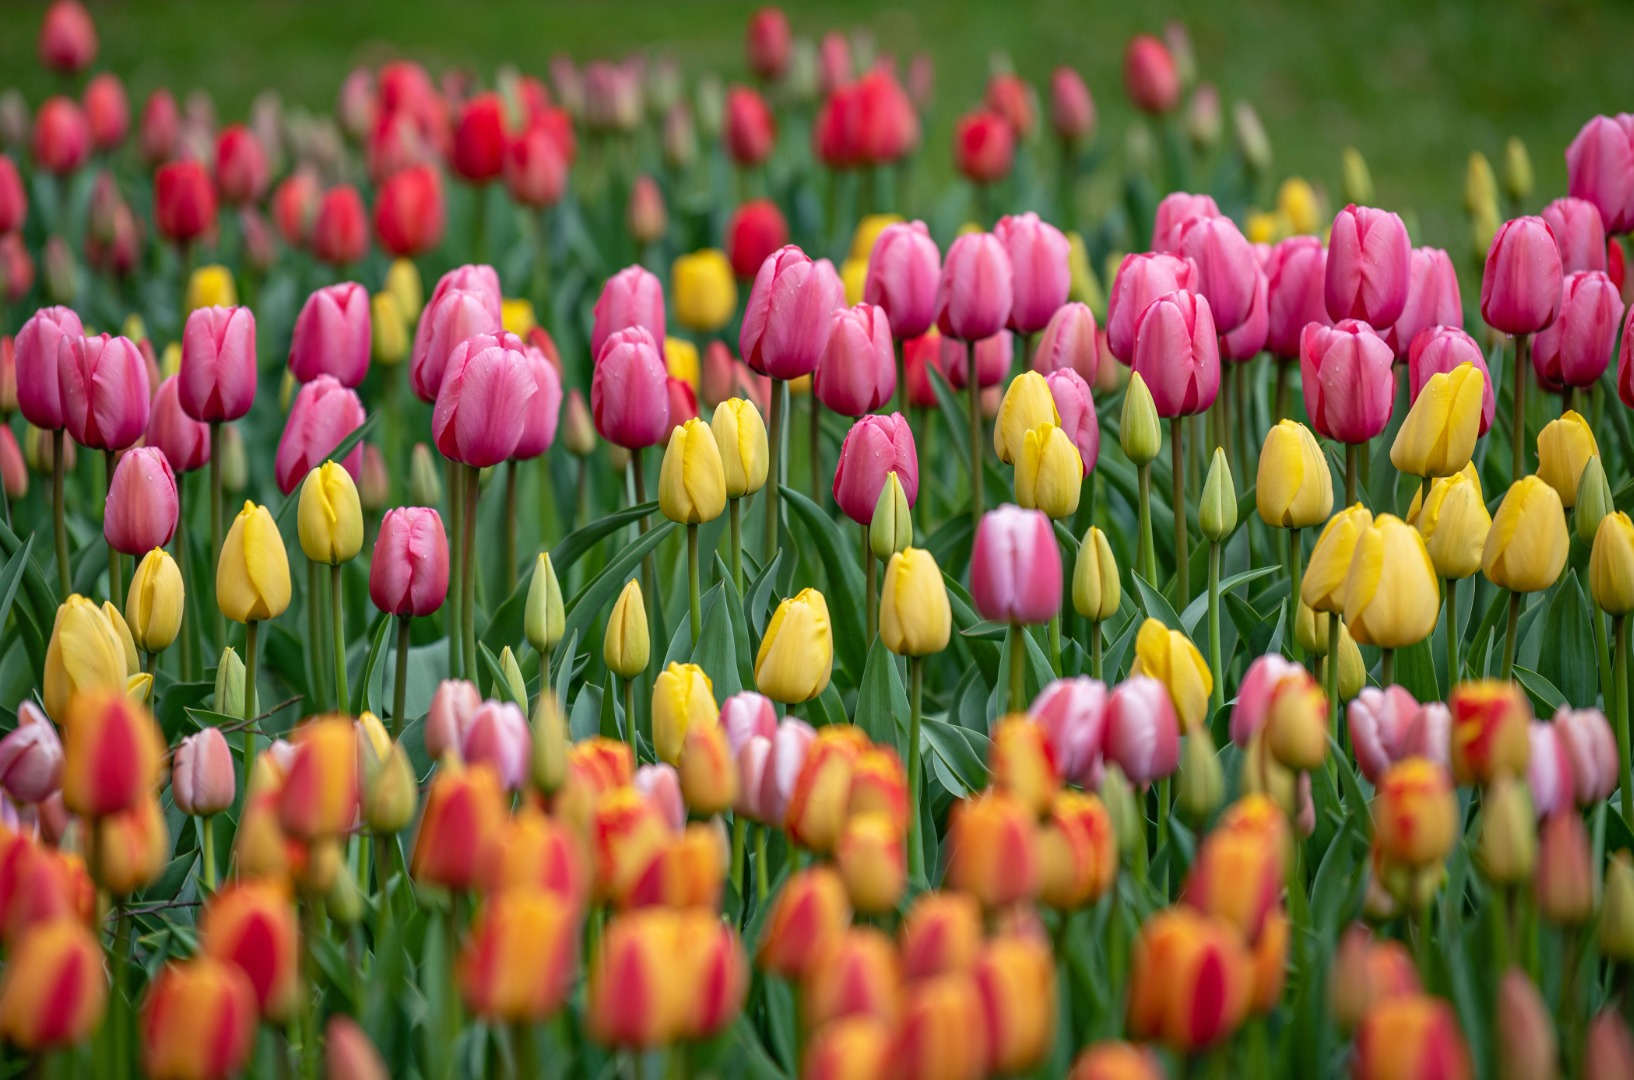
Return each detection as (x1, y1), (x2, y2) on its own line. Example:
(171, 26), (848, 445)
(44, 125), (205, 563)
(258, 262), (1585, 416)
(2, 0), (1632, 248)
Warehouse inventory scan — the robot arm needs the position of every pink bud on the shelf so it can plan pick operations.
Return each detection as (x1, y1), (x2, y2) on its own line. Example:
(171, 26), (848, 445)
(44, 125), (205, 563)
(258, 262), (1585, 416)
(935, 232), (1013, 343)
(1048, 67), (1095, 145)
(1541, 197), (1608, 275)
(1221, 267), (1269, 361)
(425, 680), (480, 761)
(0, 157), (23, 239)
(1132, 289), (1219, 418)
(139, 89), (179, 168)
(724, 85), (776, 167)
(1044, 368), (1098, 474)
(32, 97), (90, 176)
(1300, 319), (1395, 443)
(1553, 707), (1618, 807)
(462, 701), (532, 792)
(172, 727), (235, 817)
(58, 333), (150, 450)
(1409, 327), (1495, 435)
(634, 763), (685, 833)
(104, 447), (178, 556)
(179, 305), (257, 422)
(1533, 270), (1623, 391)
(735, 736), (773, 822)
(970, 504), (1061, 625)
(145, 377), (210, 474)
(742, 245), (846, 379)
(504, 122), (568, 209)
(275, 374), (365, 495)
(953, 110), (1015, 186)
(1349, 685), (1418, 785)
(0, 427), (25, 501)
(290, 283), (371, 388)
(1029, 677), (1107, 786)
(1123, 35), (1180, 115)
(15, 305), (83, 430)
(815, 303), (895, 417)
(1527, 721), (1575, 819)
(1566, 114), (1634, 236)
(1032, 302), (1100, 381)
(1105, 675), (1180, 784)
(863, 221), (940, 340)
(1107, 252), (1198, 364)
(1325, 205), (1411, 328)
(942, 331), (1012, 392)
(995, 212), (1071, 334)
(1481, 216), (1563, 336)
(1384, 247), (1462, 359)
(512, 344), (564, 460)
(433, 331), (538, 468)
(592, 326), (671, 449)
(1264, 236), (1329, 359)
(1400, 703), (1451, 768)
(370, 507), (449, 618)
(745, 8), (791, 82)
(832, 413), (918, 526)
(39, 0), (98, 76)
(1176, 214), (1258, 333)
(214, 125), (268, 207)
(311, 185), (369, 268)
(1152, 192), (1221, 255)
(0, 702), (62, 804)
(720, 692), (778, 753)
(761, 718), (815, 825)
(82, 73), (128, 153)
(592, 265), (667, 366)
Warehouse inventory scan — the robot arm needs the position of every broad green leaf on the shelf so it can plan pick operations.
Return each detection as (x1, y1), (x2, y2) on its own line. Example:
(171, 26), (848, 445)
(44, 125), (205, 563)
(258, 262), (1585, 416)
(690, 584), (744, 699)
(1131, 572), (1182, 630)
(855, 636), (909, 756)
(353, 612), (392, 716)
(1178, 565), (1278, 636)
(1538, 571), (1596, 708)
(780, 486), (866, 681)
(559, 521), (675, 656)
(1511, 666), (1566, 715)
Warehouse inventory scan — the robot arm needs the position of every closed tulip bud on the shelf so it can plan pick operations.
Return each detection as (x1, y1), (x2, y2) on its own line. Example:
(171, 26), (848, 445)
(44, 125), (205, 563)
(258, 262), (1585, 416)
(370, 292), (408, 366)
(296, 461), (363, 566)
(0, 917), (105, 1051)
(209, 646), (245, 719)
(1484, 477), (1570, 594)
(1353, 995), (1473, 1080)
(1342, 514), (1441, 649)
(1482, 216), (1564, 336)
(658, 417), (727, 524)
(1465, 152), (1499, 217)
(172, 728), (234, 817)
(522, 553), (565, 656)
(199, 882), (300, 1022)
(1131, 618), (1213, 733)
(1533, 810), (1593, 925)
(1069, 526), (1122, 624)
(652, 662), (717, 766)
(1391, 361), (1486, 480)
(756, 588), (833, 702)
(1326, 204), (1411, 327)
(678, 721), (737, 816)
(123, 548), (184, 655)
(1013, 423), (1082, 519)
(521, 698), (566, 799)
(59, 689), (161, 817)
(1535, 410), (1600, 508)
(1601, 850), (1634, 961)
(1416, 470), (1491, 580)
(278, 718), (359, 840)
(216, 501), (291, 624)
(863, 471), (913, 560)
(1447, 679), (1532, 786)
(369, 506), (448, 618)
(1475, 773), (1536, 888)
(140, 956), (259, 1080)
(946, 791), (1039, 908)
(879, 547), (951, 657)
(1374, 758), (1458, 867)
(362, 742), (416, 835)
(218, 425), (247, 493)
(405, 444), (442, 507)
(1170, 728), (1224, 824)
(1256, 419), (1332, 528)
(412, 761), (508, 891)
(1194, 446), (1239, 542)
(604, 579), (649, 679)
(1575, 455), (1613, 543)
(89, 795), (168, 895)
(758, 865), (852, 980)
(1127, 908), (1253, 1052)
(1116, 372), (1163, 467)
(671, 249), (737, 333)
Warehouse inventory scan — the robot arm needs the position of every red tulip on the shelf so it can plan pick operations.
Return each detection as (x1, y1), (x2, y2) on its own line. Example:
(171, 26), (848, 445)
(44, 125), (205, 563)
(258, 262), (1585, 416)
(741, 245), (846, 379)
(370, 506), (449, 618)
(58, 334), (150, 451)
(985, 73), (1035, 141)
(1264, 235), (1329, 358)
(953, 110), (1014, 186)
(213, 126), (267, 207)
(1541, 197), (1608, 275)
(1049, 67), (1096, 146)
(270, 169), (321, 249)
(411, 284), (501, 404)
(82, 74), (128, 153)
(104, 447), (178, 556)
(902, 330), (945, 407)
(1566, 114), (1634, 236)
(274, 375), (364, 495)
(38, 1), (97, 75)
(1106, 252), (1198, 364)
(32, 97), (89, 177)
(1123, 35), (1180, 114)
(1326, 205), (1411, 328)
(1, 239), (34, 303)
(1409, 327), (1494, 435)
(1299, 320), (1394, 443)
(0, 156), (24, 235)
(746, 8), (791, 81)
(816, 304), (895, 417)
(970, 504), (1061, 625)
(818, 32), (853, 96)
(591, 265), (666, 366)
(15, 306), (83, 431)
(452, 93), (508, 183)
(726, 199), (789, 279)
(1152, 192), (1221, 255)
(725, 86), (776, 167)
(289, 283), (370, 388)
(311, 185), (367, 267)
(1131, 289), (1219, 417)
(996, 212), (1071, 334)
(138, 90), (179, 167)
(863, 220), (940, 340)
(0, 428), (27, 503)
(145, 378), (212, 474)
(1534, 270), (1623, 391)
(1482, 216), (1563, 336)
(832, 413), (918, 525)
(180, 305), (256, 422)
(504, 123), (567, 209)
(589, 325), (671, 451)
(154, 160), (217, 246)
(433, 332), (538, 468)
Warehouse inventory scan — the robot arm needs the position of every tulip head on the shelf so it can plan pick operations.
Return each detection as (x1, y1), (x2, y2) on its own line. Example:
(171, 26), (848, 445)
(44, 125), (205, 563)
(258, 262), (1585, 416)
(603, 579), (650, 679)
(658, 417), (727, 524)
(296, 461), (363, 566)
(945, 791), (1039, 909)
(1256, 420), (1332, 528)
(1414, 469), (1491, 580)
(1477, 773), (1537, 886)
(1119, 372), (1162, 466)
(1535, 810), (1594, 925)
(755, 588), (834, 702)
(1483, 476), (1570, 594)
(709, 397), (769, 498)
(869, 472), (914, 561)
(1536, 410), (1600, 508)
(524, 553), (565, 655)
(1126, 907), (1253, 1053)
(1352, 995), (1473, 1080)
(1373, 758), (1458, 868)
(217, 501), (292, 624)
(1130, 618), (1213, 733)
(1072, 526), (1121, 624)
(879, 548), (951, 657)
(1342, 514), (1441, 649)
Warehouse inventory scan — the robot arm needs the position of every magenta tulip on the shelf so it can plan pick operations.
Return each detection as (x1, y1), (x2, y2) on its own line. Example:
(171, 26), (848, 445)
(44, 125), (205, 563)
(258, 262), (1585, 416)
(289, 282), (371, 387)
(1264, 236), (1328, 358)
(178, 305), (257, 422)
(1044, 368), (1098, 474)
(1131, 289), (1219, 418)
(1104, 676), (1180, 785)
(1481, 216), (1563, 336)
(512, 343), (564, 460)
(1029, 676), (1107, 787)
(1220, 267), (1269, 361)
(1325, 204), (1411, 328)
(1383, 247), (1462, 359)
(1176, 213), (1258, 333)
(592, 326), (671, 449)
(104, 447), (178, 555)
(1533, 271), (1624, 392)
(1349, 685), (1418, 785)
(591, 264), (667, 364)
(410, 287), (500, 403)
(370, 506), (450, 618)
(145, 376), (210, 473)
(1106, 252), (1198, 364)
(969, 504), (1061, 625)
(0, 702), (62, 804)
(14, 306), (82, 431)
(275, 374), (365, 494)
(741, 245), (846, 379)
(814, 303), (895, 416)
(1541, 197), (1609, 274)
(934, 232), (1013, 342)
(941, 331), (1012, 391)
(832, 413), (918, 525)
(1566, 114), (1634, 236)
(58, 333), (149, 451)
(172, 728), (235, 817)
(1299, 320), (1394, 443)
(462, 701), (532, 792)
(433, 331), (538, 469)
(863, 220), (940, 340)
(1031, 302), (1100, 380)
(995, 212), (1071, 334)
(1409, 327), (1495, 436)
(1151, 191), (1220, 254)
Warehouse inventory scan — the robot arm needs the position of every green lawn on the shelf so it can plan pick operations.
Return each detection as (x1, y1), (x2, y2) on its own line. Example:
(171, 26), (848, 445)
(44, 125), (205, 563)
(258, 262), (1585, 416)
(3, 0), (1633, 247)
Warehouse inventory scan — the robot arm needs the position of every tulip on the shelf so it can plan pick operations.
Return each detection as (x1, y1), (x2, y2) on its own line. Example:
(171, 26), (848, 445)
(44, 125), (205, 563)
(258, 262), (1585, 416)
(1343, 514), (1441, 651)
(1479, 773), (1537, 885)
(289, 282), (370, 388)
(972, 934), (1056, 1075)
(198, 883), (299, 1022)
(1553, 707), (1618, 807)
(1071, 526), (1120, 655)
(1385, 247), (1462, 358)
(39, 0), (97, 73)
(1374, 758), (1458, 868)
(971, 504), (1062, 634)
(826, 414), (917, 533)
(946, 790), (1038, 908)
(1530, 410), (1599, 514)
(172, 728), (234, 820)
(833, 813), (905, 915)
(1482, 215), (1564, 336)
(992, 213), (1071, 335)
(745, 8), (790, 79)
(42, 594), (127, 724)
(815, 303), (895, 416)
(1259, 236), (1329, 366)
(864, 220), (941, 340)
(277, 718), (360, 841)
(212, 125), (266, 206)
(1050, 67), (1096, 145)
(868, 472), (913, 561)
(459, 889), (578, 1023)
(374, 164), (446, 257)
(758, 865), (852, 979)
(411, 761), (508, 891)
(1300, 320), (1394, 445)
(294, 462), (362, 572)
(325, 1017), (386, 1080)
(1325, 205), (1411, 327)
(1604, 851), (1634, 961)
(58, 333), (149, 451)
(670, 249), (737, 333)
(989, 715), (1062, 818)
(603, 578), (649, 682)
(652, 661), (717, 766)
(1541, 196), (1609, 274)
(1127, 908), (1253, 1052)
(935, 233), (1014, 344)
(84, 794), (167, 894)
(992, 371), (1059, 466)
(1132, 289), (1219, 417)
(726, 199), (789, 279)
(1104, 676), (1181, 785)
(1173, 213), (1257, 333)
(1414, 470), (1490, 578)
(16, 307), (83, 435)
(1534, 271), (1623, 392)
(1256, 420), (1333, 528)
(275, 376), (365, 495)
(1484, 475), (1570, 598)
(185, 267), (238, 315)
(433, 330), (537, 469)
(1409, 327), (1495, 436)
(659, 416), (727, 527)
(592, 326), (671, 449)
(140, 957), (259, 1080)
(1184, 826), (1283, 945)
(153, 160), (217, 246)
(411, 288), (501, 404)
(1567, 115), (1634, 234)
(802, 926), (899, 1030)
(1584, 1011), (1634, 1080)
(1390, 362), (1486, 482)
(1535, 810), (1594, 925)
(369, 506), (449, 623)
(1123, 34), (1180, 114)
(179, 305), (257, 423)
(724, 84), (776, 166)
(1107, 252), (1198, 364)
(0, 918), (106, 1051)
(1444, 681), (1532, 792)
(878, 546), (952, 659)
(1032, 305), (1100, 389)
(953, 109), (1015, 186)
(459, 700), (531, 792)
(740, 245), (846, 379)
(941, 330), (1013, 391)
(1128, 618), (1211, 733)
(102, 447), (178, 560)
(31, 97), (89, 176)
(1352, 995), (1474, 1080)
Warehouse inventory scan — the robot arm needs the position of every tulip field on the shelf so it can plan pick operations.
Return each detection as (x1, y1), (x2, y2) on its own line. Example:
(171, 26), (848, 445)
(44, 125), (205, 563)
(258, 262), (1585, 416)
(9, 2), (1634, 1079)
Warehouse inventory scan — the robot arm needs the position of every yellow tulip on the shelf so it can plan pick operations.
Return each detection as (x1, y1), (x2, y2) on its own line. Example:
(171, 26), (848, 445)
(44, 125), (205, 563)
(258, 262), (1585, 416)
(658, 417), (727, 524)
(652, 661), (717, 765)
(384, 258), (423, 323)
(185, 265), (237, 312)
(671, 249), (738, 333)
(1536, 410), (1600, 509)
(1301, 504), (1372, 614)
(217, 501), (292, 624)
(1591, 512), (1634, 616)
(371, 292), (409, 366)
(160, 342), (181, 379)
(840, 256), (869, 306)
(1414, 470), (1491, 580)
(1575, 455), (1613, 544)
(1257, 420), (1333, 528)
(501, 298), (537, 338)
(1341, 148), (1374, 205)
(1342, 514), (1440, 649)
(43, 594), (129, 720)
(1483, 476), (1570, 594)
(850, 214), (903, 262)
(879, 548), (951, 657)
(103, 602), (138, 674)
(1014, 423), (1082, 520)
(756, 588), (834, 703)
(1130, 618), (1213, 732)
(1465, 151), (1498, 216)
(297, 462), (364, 565)
(603, 579), (649, 679)
(126, 549), (184, 655)
(1066, 232), (1105, 313)
(1276, 177), (1322, 235)
(710, 398), (769, 499)
(1389, 363), (1484, 479)
(665, 336), (700, 392)
(1073, 526), (1121, 623)
(994, 373), (1060, 465)
(1245, 210), (1284, 245)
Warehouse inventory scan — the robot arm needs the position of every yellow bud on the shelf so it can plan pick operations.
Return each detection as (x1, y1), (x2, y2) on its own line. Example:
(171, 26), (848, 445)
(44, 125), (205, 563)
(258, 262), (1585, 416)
(1119, 373), (1162, 467)
(1199, 447), (1237, 543)
(1484, 476), (1570, 594)
(665, 336), (700, 391)
(1130, 617), (1213, 732)
(1390, 363), (1484, 479)
(1276, 177), (1322, 236)
(1302, 504), (1372, 613)
(297, 462), (364, 565)
(603, 579), (650, 679)
(1477, 773), (1536, 886)
(1591, 511), (1634, 616)
(710, 398), (769, 498)
(43, 594), (128, 720)
(279, 368), (297, 413)
(525, 553), (565, 655)
(1323, 620), (1366, 701)
(1257, 420), (1333, 529)
(501, 298), (537, 338)
(215, 647), (245, 718)
(1414, 470), (1491, 580)
(671, 249), (738, 333)
(879, 548), (951, 658)
(384, 258), (423, 323)
(218, 426), (247, 493)
(1267, 675), (1329, 773)
(755, 588), (834, 703)
(121, 313), (148, 344)
(218, 501), (292, 624)
(126, 549), (184, 654)
(994, 372), (1060, 465)
(1575, 456), (1613, 544)
(1535, 410), (1600, 509)
(1342, 514), (1440, 649)
(1503, 136), (1534, 203)
(363, 743), (417, 835)
(869, 472), (913, 561)
(1014, 423), (1082, 520)
(1341, 147), (1373, 206)
(652, 661), (717, 765)
(371, 292), (409, 366)
(1099, 763), (1142, 856)
(160, 342), (180, 380)
(840, 256), (869, 306)
(850, 214), (901, 263)
(1465, 151), (1498, 216)
(1072, 526), (1121, 623)
(1296, 601), (1328, 656)
(1471, 201), (1502, 265)
(1245, 210), (1284, 245)
(659, 417), (727, 524)
(186, 265), (238, 312)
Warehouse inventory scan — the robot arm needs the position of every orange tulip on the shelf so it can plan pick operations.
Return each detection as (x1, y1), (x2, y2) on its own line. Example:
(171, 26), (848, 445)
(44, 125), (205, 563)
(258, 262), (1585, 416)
(200, 882), (300, 1021)
(757, 865), (852, 980)
(90, 794), (168, 895)
(836, 812), (906, 915)
(1373, 758), (1459, 868)
(140, 956), (260, 1080)
(677, 720), (738, 817)
(60, 688), (163, 816)
(1447, 679), (1531, 786)
(478, 807), (590, 914)
(1352, 994), (1474, 1080)
(1037, 790), (1118, 910)
(324, 1016), (388, 1080)
(277, 716), (360, 840)
(626, 822), (726, 911)
(1330, 924), (1421, 1035)
(411, 761), (508, 890)
(804, 927), (902, 1030)
(973, 933), (1056, 1074)
(804, 1015), (894, 1080)
(233, 786), (292, 884)
(459, 888), (579, 1022)
(0, 834), (94, 944)
(847, 745), (909, 828)
(673, 909), (749, 1040)
(0, 918), (106, 1051)
(785, 726), (869, 853)
(989, 715), (1061, 818)
(1126, 907), (1254, 1052)
(945, 790), (1039, 908)
(893, 973), (990, 1080)
(899, 890), (984, 982)
(1182, 825), (1283, 944)
(1068, 1042), (1167, 1080)
(587, 909), (684, 1049)
(1248, 909), (1290, 1013)
(590, 785), (672, 906)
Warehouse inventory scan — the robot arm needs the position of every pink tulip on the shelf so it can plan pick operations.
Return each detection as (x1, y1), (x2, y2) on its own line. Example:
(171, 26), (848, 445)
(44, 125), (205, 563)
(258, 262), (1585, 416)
(410, 287), (500, 403)
(425, 680), (480, 761)
(15, 306), (83, 430)
(735, 736), (773, 822)
(1349, 685), (1418, 785)
(1400, 703), (1451, 768)
(145, 377), (210, 474)
(172, 727), (235, 817)
(290, 282), (371, 387)
(1029, 677), (1107, 787)
(1044, 368), (1098, 474)
(433, 331), (538, 469)
(462, 701), (532, 792)
(815, 303), (895, 416)
(1325, 204), (1411, 328)
(83, 74), (128, 153)
(634, 763), (685, 833)
(1566, 114), (1634, 236)
(1032, 302), (1100, 380)
(0, 702), (62, 804)
(720, 691), (778, 753)
(0, 157), (23, 236)
(863, 220), (940, 340)
(741, 245), (846, 379)
(1384, 247), (1462, 359)
(1176, 214), (1258, 333)
(1104, 676), (1180, 785)
(592, 326), (671, 449)
(1049, 67), (1095, 145)
(995, 212), (1071, 334)
(104, 446), (178, 555)
(58, 333), (149, 451)
(935, 232), (1013, 343)
(275, 375), (365, 495)
(1220, 267), (1269, 361)
(970, 504), (1061, 625)
(1618, 306), (1634, 409)
(1541, 197), (1608, 274)
(1553, 707), (1617, 807)
(832, 413), (918, 526)
(1123, 35), (1180, 115)
(942, 331), (1012, 391)
(1409, 327), (1495, 435)
(1480, 216), (1563, 336)
(370, 506), (450, 618)
(591, 265), (667, 364)
(1299, 320), (1394, 443)
(1264, 236), (1328, 358)
(1526, 721), (1575, 819)
(1132, 289), (1219, 418)
(0, 428), (26, 501)
(1532, 271), (1623, 392)
(178, 305), (256, 423)
(512, 343), (564, 460)
(760, 718), (815, 825)
(1107, 252), (1198, 364)
(1229, 654), (1304, 746)
(1152, 192), (1220, 254)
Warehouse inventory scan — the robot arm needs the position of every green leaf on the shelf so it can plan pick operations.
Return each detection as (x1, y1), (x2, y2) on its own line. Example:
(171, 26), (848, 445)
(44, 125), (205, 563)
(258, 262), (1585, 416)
(274, 412), (380, 523)
(780, 486), (866, 680)
(855, 637), (909, 756)
(478, 644), (523, 707)
(923, 717), (988, 794)
(559, 521), (675, 658)
(1511, 666), (1566, 715)
(1538, 571), (1596, 708)
(927, 365), (972, 467)
(1131, 572), (1181, 630)
(746, 550), (783, 638)
(353, 613), (393, 716)
(1393, 639), (1440, 703)
(1178, 566), (1278, 636)
(552, 502), (660, 573)
(0, 533), (36, 647)
(690, 584), (744, 700)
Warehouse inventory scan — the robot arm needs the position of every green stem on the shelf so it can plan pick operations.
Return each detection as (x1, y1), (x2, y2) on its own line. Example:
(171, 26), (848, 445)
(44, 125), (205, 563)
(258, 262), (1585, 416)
(1136, 463), (1156, 584)
(968, 373), (984, 529)
(175, 481), (194, 680)
(1155, 776), (1171, 897)
(52, 430), (69, 598)
(731, 815), (746, 900)
(1287, 527), (1304, 662)
(111, 905), (130, 1080)
(240, 620), (259, 819)
(764, 379), (784, 563)
(686, 523), (701, 647)
(209, 422), (224, 648)
(1208, 542), (1223, 715)
(471, 184), (488, 264)
(1171, 418), (1188, 607)
(1446, 579), (1460, 687)
(1344, 442), (1359, 505)
(631, 449), (654, 632)
(1381, 648), (1395, 687)
(392, 616), (411, 738)
(463, 466), (480, 691)
(104, 450), (122, 610)
(1512, 335), (1529, 483)
(330, 564), (348, 712)
(511, 1024), (535, 1080)
(503, 459), (519, 598)
(1090, 621), (1103, 680)
(1048, 613), (1061, 677)
(307, 560), (327, 713)
(1008, 623), (1026, 713)
(908, 656), (925, 880)
(863, 526), (877, 648)
(448, 462), (465, 679)
(374, 834), (392, 949)
(1500, 590), (1521, 680)
(200, 815), (216, 892)
(809, 392), (821, 502)
(728, 497), (743, 594)
(623, 676), (636, 750)
(755, 825), (769, 903)
(1616, 616), (1631, 823)
(1273, 357), (1291, 422)
(1594, 600), (1614, 713)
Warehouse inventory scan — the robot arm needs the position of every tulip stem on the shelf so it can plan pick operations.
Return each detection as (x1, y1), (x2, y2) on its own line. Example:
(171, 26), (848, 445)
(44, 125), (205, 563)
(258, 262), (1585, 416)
(1512, 335), (1529, 483)
(1273, 357), (1291, 423)
(968, 376), (984, 529)
(329, 564), (349, 713)
(1008, 623), (1026, 713)
(463, 466), (480, 696)
(755, 825), (769, 904)
(449, 462), (465, 679)
(764, 378), (784, 564)
(175, 482), (194, 680)
(1048, 614), (1061, 678)
(730, 815), (747, 900)
(728, 498), (743, 594)
(623, 676), (636, 750)
(1170, 419), (1189, 606)
(687, 524), (701, 647)
(209, 421), (224, 648)
(52, 429), (69, 597)
(1208, 543), (1224, 715)
(1615, 616), (1631, 823)
(104, 450), (123, 610)
(908, 656), (925, 881)
(1344, 443), (1359, 505)
(631, 448), (656, 637)
(1286, 527), (1304, 662)
(503, 460), (519, 598)
(307, 560), (327, 713)
(1380, 648), (1394, 687)
(1136, 464), (1156, 585)
(240, 620), (259, 820)
(1089, 621), (1103, 680)
(1155, 776), (1171, 897)
(1445, 579), (1460, 687)
(1326, 612), (1341, 751)
(393, 616), (411, 738)
(863, 527), (877, 648)
(199, 815), (216, 892)
(809, 393), (821, 502)
(1500, 590), (1521, 680)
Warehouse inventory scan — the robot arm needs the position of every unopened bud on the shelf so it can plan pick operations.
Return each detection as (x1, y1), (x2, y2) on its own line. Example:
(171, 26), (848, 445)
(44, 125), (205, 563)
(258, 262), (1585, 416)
(1120, 373), (1162, 467)
(1199, 447), (1236, 543)
(869, 471), (913, 561)
(409, 443), (443, 507)
(1177, 729), (1224, 826)
(215, 647), (245, 718)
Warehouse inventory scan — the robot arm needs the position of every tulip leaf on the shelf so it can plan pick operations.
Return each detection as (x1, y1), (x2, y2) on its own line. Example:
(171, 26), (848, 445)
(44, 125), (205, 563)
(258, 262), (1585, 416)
(941, 571), (1000, 682)
(1102, 612), (1143, 682)
(924, 515), (975, 577)
(1393, 640), (1439, 704)
(1511, 666), (1566, 715)
(1537, 571), (1596, 708)
(0, 532), (42, 681)
(746, 550), (783, 638)
(353, 612), (392, 717)
(927, 365), (972, 467)
(600, 672), (622, 742)
(1178, 565), (1278, 636)
(712, 558), (758, 691)
(959, 619), (1008, 641)
(553, 629), (579, 708)
(780, 486), (866, 681)
(559, 520), (675, 658)
(855, 637), (909, 756)
(922, 717), (989, 795)
(690, 584), (744, 700)
(566, 679), (601, 741)
(272, 412), (379, 524)
(1131, 571), (1183, 631)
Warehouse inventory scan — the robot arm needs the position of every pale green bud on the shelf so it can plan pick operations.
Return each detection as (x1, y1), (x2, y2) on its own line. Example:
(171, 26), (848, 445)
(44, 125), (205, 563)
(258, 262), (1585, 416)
(525, 553), (566, 654)
(409, 442), (443, 508)
(1503, 136), (1534, 204)
(1120, 373), (1162, 467)
(1199, 447), (1237, 543)
(1341, 147), (1374, 206)
(1575, 456), (1612, 545)
(1177, 729), (1224, 827)
(214, 647), (245, 718)
(498, 646), (527, 707)
(869, 471), (913, 562)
